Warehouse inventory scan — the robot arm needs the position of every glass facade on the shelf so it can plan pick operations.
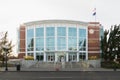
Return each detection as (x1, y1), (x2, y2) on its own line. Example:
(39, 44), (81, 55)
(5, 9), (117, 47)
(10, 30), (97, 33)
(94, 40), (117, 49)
(26, 25), (87, 62)
(35, 27), (44, 51)
(79, 29), (86, 51)
(46, 27), (55, 50)
(27, 29), (34, 51)
(57, 27), (66, 50)
(68, 28), (77, 50)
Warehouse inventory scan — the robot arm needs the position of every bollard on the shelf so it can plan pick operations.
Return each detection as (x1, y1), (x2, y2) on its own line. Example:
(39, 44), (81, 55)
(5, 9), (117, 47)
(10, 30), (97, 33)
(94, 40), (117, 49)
(16, 64), (21, 71)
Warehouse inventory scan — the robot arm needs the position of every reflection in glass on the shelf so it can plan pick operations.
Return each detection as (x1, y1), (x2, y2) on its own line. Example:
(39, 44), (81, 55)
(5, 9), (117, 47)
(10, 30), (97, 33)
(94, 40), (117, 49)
(36, 28), (44, 37)
(57, 27), (66, 50)
(79, 29), (86, 51)
(68, 27), (77, 50)
(27, 28), (34, 51)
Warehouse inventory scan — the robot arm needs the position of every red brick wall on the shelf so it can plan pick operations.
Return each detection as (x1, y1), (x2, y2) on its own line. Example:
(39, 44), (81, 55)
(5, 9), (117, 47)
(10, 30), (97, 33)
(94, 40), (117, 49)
(18, 25), (26, 58)
(88, 22), (100, 59)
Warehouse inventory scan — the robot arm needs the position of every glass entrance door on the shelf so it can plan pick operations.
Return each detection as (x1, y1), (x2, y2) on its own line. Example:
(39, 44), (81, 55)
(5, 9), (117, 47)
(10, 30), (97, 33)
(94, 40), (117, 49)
(36, 53), (44, 61)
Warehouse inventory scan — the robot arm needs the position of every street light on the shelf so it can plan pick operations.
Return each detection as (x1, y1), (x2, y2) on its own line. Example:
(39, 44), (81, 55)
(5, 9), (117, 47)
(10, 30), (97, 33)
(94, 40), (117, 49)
(2, 45), (10, 71)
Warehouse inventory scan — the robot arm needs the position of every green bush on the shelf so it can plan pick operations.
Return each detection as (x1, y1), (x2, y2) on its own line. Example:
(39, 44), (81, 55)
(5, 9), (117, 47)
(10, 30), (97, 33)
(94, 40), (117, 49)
(101, 61), (120, 69)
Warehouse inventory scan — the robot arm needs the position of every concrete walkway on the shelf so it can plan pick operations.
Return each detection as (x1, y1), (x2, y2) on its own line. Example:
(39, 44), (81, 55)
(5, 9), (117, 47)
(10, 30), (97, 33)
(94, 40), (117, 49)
(0, 67), (119, 71)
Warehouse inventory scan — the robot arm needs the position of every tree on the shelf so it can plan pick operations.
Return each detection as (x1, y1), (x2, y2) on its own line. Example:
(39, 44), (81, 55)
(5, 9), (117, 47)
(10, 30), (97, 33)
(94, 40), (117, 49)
(0, 32), (14, 66)
(101, 25), (120, 61)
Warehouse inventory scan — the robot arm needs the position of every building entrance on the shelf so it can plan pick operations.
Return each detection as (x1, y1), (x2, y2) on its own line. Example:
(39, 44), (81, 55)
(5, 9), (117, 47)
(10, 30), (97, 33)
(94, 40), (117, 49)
(36, 53), (44, 61)
(57, 52), (66, 62)
(59, 56), (65, 62)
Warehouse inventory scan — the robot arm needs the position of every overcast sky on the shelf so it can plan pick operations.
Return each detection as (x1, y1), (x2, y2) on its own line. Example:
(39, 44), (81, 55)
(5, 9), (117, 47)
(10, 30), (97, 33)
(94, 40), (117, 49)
(0, 0), (120, 55)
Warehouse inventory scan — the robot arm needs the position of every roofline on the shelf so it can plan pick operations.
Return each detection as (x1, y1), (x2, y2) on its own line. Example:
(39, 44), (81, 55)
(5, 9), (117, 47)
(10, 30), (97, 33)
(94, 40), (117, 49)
(23, 19), (88, 26)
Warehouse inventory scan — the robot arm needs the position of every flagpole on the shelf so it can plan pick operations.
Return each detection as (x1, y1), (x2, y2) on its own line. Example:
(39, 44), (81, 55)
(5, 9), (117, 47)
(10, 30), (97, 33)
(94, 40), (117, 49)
(92, 8), (97, 26)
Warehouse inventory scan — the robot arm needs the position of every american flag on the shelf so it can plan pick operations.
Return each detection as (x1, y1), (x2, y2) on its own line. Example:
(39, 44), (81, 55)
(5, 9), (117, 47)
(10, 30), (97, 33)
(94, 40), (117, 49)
(93, 8), (96, 16)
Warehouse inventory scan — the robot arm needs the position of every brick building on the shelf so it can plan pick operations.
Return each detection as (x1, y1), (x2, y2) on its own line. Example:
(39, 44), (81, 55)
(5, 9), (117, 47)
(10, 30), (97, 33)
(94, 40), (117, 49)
(18, 20), (103, 62)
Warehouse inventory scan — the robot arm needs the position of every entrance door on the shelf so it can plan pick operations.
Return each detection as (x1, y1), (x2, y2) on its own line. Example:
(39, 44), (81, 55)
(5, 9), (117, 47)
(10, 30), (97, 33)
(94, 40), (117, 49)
(58, 55), (66, 62)
(36, 53), (44, 61)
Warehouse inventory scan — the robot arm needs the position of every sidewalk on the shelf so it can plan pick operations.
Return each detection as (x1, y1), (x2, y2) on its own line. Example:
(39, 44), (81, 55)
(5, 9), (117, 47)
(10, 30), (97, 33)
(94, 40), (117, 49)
(0, 67), (120, 71)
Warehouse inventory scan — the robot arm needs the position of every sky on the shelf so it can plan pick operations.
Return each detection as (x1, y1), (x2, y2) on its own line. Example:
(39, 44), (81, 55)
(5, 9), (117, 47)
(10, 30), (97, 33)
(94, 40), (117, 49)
(0, 0), (120, 55)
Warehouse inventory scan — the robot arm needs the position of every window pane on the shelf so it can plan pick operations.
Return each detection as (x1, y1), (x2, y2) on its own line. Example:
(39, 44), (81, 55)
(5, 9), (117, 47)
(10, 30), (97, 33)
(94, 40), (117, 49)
(57, 27), (66, 36)
(46, 27), (55, 36)
(27, 29), (34, 38)
(68, 37), (77, 50)
(79, 29), (86, 37)
(79, 38), (86, 51)
(36, 28), (44, 37)
(68, 28), (77, 36)
(57, 37), (66, 50)
(46, 37), (55, 50)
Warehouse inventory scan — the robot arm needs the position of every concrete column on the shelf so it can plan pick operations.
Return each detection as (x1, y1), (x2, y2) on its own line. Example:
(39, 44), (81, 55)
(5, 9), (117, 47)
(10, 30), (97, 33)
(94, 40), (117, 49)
(34, 27), (36, 60)
(77, 52), (79, 62)
(55, 26), (57, 51)
(66, 52), (69, 62)
(44, 52), (46, 62)
(55, 53), (57, 62)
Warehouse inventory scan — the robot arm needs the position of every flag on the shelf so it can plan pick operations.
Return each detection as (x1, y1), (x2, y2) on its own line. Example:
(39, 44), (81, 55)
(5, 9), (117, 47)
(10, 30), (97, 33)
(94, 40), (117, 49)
(92, 8), (96, 16)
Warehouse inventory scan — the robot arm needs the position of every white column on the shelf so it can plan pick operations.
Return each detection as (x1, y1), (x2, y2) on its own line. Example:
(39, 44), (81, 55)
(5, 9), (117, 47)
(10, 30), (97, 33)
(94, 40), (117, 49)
(76, 26), (79, 62)
(44, 52), (46, 62)
(44, 26), (46, 62)
(86, 27), (88, 60)
(66, 26), (68, 51)
(55, 26), (57, 51)
(66, 52), (69, 62)
(55, 53), (57, 62)
(77, 52), (79, 62)
(66, 26), (69, 62)
(44, 25), (46, 51)
(34, 27), (36, 60)
(77, 25), (79, 51)
(25, 27), (28, 57)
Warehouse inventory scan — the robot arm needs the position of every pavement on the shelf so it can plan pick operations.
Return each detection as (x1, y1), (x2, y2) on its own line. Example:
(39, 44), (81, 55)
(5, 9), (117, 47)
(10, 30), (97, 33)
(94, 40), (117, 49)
(0, 71), (120, 80)
(0, 67), (119, 71)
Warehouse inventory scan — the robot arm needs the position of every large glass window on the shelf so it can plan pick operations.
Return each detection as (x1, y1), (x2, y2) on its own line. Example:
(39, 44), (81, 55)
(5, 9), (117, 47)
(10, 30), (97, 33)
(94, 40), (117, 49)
(57, 37), (66, 50)
(46, 27), (55, 50)
(35, 28), (44, 51)
(27, 29), (34, 38)
(79, 29), (86, 37)
(36, 38), (44, 51)
(46, 27), (55, 36)
(57, 27), (66, 50)
(57, 27), (66, 36)
(36, 28), (44, 37)
(79, 29), (86, 51)
(68, 37), (77, 50)
(46, 37), (55, 50)
(68, 27), (77, 50)
(68, 28), (77, 36)
(79, 38), (86, 51)
(27, 28), (34, 51)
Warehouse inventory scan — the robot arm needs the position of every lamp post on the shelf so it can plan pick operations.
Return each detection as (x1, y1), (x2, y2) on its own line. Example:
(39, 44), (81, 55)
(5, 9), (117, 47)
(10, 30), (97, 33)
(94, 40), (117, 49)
(2, 45), (10, 71)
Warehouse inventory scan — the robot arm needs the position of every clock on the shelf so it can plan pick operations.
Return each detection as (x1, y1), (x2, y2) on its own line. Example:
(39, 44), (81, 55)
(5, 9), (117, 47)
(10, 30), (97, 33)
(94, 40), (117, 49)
(89, 29), (94, 34)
